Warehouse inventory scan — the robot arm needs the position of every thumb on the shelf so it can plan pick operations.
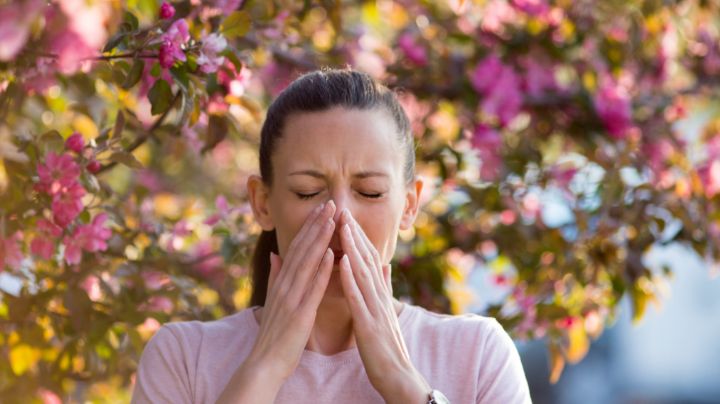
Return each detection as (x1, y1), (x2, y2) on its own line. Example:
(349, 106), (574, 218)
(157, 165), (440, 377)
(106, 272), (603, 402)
(268, 252), (282, 292)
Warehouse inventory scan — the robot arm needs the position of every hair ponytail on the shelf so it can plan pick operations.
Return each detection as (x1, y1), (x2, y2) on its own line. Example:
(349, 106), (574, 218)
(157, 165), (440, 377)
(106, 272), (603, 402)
(249, 230), (278, 307)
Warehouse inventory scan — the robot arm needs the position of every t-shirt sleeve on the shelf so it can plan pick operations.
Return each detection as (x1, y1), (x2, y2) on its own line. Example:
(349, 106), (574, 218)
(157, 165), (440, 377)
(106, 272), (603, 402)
(475, 319), (532, 404)
(131, 324), (194, 404)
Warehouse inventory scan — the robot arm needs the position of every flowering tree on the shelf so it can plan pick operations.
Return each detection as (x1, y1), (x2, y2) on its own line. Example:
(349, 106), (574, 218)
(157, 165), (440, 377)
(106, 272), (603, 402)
(1, 0), (719, 399)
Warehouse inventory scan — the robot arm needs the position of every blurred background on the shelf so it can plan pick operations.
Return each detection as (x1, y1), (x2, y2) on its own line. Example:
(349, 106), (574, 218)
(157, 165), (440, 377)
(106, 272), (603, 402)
(1, 0), (720, 402)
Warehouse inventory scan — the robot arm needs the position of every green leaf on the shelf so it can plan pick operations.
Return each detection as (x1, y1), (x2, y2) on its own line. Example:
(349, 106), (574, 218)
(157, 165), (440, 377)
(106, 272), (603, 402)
(110, 151), (144, 169)
(123, 11), (139, 31)
(203, 115), (228, 153)
(122, 59), (145, 89)
(113, 110), (126, 139)
(148, 79), (173, 116)
(150, 62), (161, 78)
(221, 49), (243, 72)
(221, 11), (251, 39)
(40, 130), (65, 154)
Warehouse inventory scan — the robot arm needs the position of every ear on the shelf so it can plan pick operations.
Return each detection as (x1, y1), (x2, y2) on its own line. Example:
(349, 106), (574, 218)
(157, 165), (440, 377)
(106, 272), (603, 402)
(399, 177), (423, 230)
(247, 174), (275, 231)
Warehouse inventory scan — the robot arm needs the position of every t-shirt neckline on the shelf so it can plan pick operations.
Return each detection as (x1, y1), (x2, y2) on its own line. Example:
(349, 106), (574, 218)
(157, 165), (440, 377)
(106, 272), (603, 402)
(244, 302), (414, 367)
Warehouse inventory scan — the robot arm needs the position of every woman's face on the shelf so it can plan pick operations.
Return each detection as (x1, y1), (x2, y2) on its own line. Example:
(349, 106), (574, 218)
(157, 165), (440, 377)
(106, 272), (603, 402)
(249, 107), (422, 296)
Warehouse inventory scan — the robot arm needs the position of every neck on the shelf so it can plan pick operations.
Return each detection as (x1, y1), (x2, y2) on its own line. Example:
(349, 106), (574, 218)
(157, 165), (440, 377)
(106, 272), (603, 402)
(253, 297), (405, 356)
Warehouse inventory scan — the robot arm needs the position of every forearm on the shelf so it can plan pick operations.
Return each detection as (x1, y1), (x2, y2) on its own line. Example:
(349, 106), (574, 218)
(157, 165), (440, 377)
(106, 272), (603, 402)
(381, 366), (431, 404)
(214, 357), (286, 404)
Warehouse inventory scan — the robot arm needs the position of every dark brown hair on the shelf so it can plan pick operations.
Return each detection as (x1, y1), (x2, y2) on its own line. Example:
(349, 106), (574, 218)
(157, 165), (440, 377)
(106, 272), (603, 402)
(249, 68), (415, 306)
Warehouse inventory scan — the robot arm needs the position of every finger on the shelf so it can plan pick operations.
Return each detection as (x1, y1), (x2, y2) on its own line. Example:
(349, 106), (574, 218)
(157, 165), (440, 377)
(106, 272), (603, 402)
(340, 222), (381, 315)
(283, 200), (335, 274)
(345, 213), (385, 296)
(286, 215), (335, 304)
(338, 254), (371, 323)
(276, 202), (335, 298)
(300, 248), (334, 310)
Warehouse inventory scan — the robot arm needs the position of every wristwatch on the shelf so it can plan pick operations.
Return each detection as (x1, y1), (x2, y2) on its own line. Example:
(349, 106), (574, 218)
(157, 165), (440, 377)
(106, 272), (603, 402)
(427, 389), (450, 404)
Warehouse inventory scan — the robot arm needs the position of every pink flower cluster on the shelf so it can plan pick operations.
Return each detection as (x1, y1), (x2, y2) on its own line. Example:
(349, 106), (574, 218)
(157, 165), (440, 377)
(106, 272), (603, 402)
(471, 124), (503, 181)
(197, 34), (228, 73)
(698, 136), (720, 198)
(470, 55), (523, 126)
(159, 19), (190, 68)
(593, 77), (634, 140)
(398, 33), (428, 67)
(36, 152), (86, 228)
(1, 232), (24, 272)
(63, 213), (112, 265)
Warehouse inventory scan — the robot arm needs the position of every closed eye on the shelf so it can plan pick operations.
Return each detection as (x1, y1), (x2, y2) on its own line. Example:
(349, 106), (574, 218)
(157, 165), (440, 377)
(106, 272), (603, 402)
(296, 192), (320, 200)
(359, 192), (383, 199)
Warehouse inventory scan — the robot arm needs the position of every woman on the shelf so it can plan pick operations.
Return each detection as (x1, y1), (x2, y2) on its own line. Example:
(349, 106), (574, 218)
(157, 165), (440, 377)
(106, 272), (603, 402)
(131, 69), (532, 404)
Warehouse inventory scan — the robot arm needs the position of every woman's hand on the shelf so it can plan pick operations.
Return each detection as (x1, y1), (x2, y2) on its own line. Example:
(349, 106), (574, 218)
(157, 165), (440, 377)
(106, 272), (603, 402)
(337, 209), (432, 404)
(249, 200), (337, 378)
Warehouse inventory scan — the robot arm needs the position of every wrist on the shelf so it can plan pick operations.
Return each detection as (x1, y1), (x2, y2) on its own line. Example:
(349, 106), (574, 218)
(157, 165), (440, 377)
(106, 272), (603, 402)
(381, 367), (431, 404)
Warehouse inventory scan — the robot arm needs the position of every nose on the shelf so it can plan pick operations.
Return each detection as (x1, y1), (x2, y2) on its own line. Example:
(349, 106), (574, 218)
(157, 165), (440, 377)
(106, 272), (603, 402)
(327, 190), (352, 250)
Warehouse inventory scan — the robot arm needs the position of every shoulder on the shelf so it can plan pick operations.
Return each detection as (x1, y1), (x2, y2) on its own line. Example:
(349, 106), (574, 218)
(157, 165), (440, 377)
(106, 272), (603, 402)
(402, 303), (509, 347)
(142, 307), (255, 361)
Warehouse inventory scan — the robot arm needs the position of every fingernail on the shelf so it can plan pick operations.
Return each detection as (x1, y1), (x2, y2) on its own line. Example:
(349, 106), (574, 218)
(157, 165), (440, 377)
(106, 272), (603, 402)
(327, 200), (335, 211)
(315, 202), (325, 213)
(342, 208), (350, 221)
(343, 223), (351, 235)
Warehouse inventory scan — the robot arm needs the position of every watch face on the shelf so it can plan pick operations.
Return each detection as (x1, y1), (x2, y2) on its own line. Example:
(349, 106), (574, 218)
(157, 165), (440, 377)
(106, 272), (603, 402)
(431, 389), (451, 404)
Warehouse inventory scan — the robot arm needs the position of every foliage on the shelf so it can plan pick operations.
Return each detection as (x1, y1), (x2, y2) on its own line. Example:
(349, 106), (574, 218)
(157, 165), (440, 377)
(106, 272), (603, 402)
(1, 0), (719, 399)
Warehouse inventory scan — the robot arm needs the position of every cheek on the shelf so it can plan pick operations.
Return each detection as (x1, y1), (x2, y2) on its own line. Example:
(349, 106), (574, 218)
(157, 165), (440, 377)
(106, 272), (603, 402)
(356, 207), (401, 260)
(273, 201), (315, 255)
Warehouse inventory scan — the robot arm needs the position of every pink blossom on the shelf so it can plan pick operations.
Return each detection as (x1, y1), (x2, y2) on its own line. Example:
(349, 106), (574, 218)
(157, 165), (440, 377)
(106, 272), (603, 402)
(398, 33), (427, 66)
(51, 181), (85, 228)
(204, 195), (243, 226)
(37, 388), (62, 404)
(521, 56), (557, 98)
(698, 160), (720, 198)
(470, 56), (523, 126)
(159, 1), (175, 19)
(211, 0), (244, 14)
(49, 30), (97, 74)
(218, 62), (252, 97)
(470, 55), (505, 94)
(65, 132), (85, 153)
(63, 213), (112, 265)
(36, 152), (81, 196)
(165, 19), (190, 45)
(58, 0), (110, 49)
(30, 219), (62, 260)
(594, 77), (633, 139)
(197, 34), (227, 74)
(145, 295), (174, 313)
(471, 124), (503, 181)
(159, 19), (190, 68)
(192, 240), (224, 284)
(86, 160), (101, 174)
(0, 1), (45, 61)
(1, 231), (24, 271)
(481, 0), (517, 34)
(22, 58), (56, 95)
(159, 39), (185, 68)
(80, 275), (102, 301)
(511, 0), (550, 16)
(142, 271), (171, 291)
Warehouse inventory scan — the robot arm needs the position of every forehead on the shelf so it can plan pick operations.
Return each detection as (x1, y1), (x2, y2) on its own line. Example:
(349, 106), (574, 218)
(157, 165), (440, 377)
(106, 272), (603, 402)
(272, 107), (403, 177)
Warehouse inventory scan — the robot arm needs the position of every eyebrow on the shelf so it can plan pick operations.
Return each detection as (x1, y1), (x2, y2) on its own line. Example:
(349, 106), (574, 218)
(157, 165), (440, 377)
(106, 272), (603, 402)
(288, 170), (389, 179)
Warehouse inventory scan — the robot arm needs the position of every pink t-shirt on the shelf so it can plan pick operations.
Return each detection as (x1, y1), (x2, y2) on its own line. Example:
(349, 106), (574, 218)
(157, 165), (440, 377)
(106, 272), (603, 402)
(131, 303), (532, 403)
